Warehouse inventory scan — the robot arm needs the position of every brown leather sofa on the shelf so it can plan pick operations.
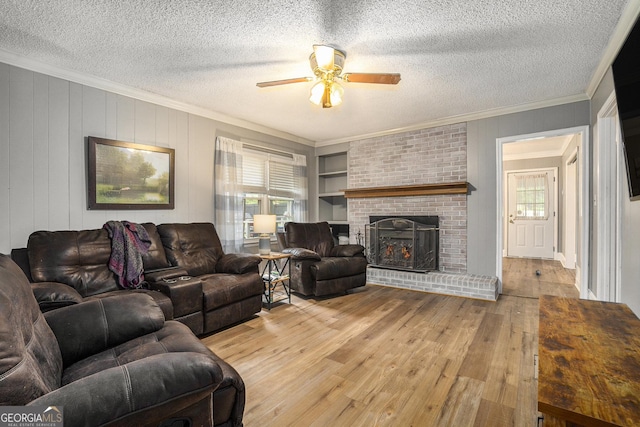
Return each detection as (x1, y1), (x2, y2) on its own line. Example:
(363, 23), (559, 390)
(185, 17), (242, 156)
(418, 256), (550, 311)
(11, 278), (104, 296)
(0, 253), (231, 427)
(15, 222), (263, 336)
(278, 221), (368, 296)
(11, 222), (260, 427)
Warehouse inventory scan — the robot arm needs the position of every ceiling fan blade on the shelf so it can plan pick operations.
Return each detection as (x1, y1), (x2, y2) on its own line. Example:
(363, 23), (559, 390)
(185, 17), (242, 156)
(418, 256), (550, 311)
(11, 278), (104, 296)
(256, 77), (312, 88)
(342, 73), (401, 84)
(313, 45), (335, 71)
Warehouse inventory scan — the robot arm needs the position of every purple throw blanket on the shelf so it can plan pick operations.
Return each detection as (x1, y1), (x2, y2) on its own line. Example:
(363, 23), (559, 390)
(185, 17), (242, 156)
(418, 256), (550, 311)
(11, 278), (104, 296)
(103, 221), (152, 289)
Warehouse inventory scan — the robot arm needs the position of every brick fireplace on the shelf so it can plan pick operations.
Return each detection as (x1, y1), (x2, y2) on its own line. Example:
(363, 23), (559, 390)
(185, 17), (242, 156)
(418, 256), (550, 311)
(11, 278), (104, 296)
(347, 123), (468, 273)
(345, 123), (498, 301)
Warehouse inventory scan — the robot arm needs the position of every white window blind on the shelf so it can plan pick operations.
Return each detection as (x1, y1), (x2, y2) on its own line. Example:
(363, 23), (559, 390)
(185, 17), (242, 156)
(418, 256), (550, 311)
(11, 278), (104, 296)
(269, 161), (295, 197)
(241, 147), (298, 239)
(242, 153), (266, 193)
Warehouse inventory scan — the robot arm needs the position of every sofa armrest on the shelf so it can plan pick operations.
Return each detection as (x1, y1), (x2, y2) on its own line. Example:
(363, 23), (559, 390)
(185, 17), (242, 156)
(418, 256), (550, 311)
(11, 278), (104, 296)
(216, 253), (261, 274)
(144, 266), (190, 283)
(282, 247), (321, 261)
(44, 293), (165, 367)
(148, 276), (203, 318)
(31, 282), (83, 312)
(28, 353), (222, 427)
(330, 244), (365, 257)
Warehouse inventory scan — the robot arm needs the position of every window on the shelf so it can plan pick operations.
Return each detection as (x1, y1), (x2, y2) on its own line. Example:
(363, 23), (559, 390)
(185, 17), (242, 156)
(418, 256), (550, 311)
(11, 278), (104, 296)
(515, 173), (548, 219)
(242, 149), (296, 240)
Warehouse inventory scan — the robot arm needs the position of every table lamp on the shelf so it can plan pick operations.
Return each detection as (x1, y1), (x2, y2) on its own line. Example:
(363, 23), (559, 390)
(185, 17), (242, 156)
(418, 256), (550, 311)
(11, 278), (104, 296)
(253, 214), (276, 255)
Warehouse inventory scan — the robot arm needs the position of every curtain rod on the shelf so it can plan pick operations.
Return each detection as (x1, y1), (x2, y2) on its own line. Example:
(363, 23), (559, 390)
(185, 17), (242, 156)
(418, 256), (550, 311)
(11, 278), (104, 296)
(241, 140), (295, 158)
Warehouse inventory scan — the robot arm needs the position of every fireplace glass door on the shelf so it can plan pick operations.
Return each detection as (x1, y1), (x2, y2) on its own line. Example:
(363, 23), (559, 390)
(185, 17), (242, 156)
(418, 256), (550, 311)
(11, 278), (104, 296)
(366, 218), (439, 272)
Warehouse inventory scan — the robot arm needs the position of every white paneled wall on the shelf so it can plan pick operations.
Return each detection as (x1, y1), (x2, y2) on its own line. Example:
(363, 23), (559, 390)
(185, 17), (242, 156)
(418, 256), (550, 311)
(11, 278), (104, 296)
(0, 63), (310, 253)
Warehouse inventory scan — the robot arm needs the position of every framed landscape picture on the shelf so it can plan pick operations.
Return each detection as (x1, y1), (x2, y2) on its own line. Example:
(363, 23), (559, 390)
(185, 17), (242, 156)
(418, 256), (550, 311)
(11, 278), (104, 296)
(88, 137), (175, 210)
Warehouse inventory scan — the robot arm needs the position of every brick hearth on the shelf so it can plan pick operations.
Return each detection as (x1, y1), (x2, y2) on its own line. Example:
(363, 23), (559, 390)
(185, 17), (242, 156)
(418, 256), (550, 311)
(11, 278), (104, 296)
(367, 267), (499, 301)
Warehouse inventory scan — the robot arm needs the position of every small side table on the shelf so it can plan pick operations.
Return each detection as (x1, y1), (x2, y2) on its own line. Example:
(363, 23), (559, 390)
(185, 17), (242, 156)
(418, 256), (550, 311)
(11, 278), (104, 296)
(259, 252), (291, 310)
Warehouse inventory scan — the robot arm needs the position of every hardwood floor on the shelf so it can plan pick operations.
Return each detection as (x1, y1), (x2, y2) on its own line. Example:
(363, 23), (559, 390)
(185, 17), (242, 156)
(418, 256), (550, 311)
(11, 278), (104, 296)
(202, 259), (578, 426)
(502, 257), (578, 299)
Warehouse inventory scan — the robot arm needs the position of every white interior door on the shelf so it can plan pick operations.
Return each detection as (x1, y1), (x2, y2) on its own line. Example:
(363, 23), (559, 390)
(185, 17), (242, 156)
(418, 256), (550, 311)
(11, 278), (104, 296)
(507, 170), (555, 259)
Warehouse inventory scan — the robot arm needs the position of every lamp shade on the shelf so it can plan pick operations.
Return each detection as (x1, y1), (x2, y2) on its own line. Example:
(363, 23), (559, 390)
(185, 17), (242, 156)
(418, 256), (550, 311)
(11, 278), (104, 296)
(253, 214), (276, 234)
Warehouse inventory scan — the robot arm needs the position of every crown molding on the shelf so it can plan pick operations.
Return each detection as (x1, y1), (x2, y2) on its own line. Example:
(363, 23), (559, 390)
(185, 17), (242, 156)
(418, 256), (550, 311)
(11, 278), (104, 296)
(315, 94), (589, 147)
(0, 48), (315, 147)
(503, 151), (563, 162)
(586, 0), (640, 97)
(503, 133), (575, 161)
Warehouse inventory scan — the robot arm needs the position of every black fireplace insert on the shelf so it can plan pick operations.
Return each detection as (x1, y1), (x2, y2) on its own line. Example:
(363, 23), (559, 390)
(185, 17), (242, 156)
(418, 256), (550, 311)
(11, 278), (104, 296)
(366, 216), (439, 272)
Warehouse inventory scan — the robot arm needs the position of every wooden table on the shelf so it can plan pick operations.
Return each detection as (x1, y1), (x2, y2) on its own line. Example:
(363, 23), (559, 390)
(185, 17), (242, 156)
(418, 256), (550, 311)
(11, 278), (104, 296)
(538, 295), (640, 426)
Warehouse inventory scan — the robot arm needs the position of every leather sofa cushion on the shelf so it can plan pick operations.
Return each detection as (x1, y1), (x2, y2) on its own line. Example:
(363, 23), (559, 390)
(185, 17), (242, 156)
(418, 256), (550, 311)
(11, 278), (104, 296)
(311, 257), (369, 281)
(31, 282), (83, 312)
(61, 321), (214, 385)
(85, 289), (174, 321)
(0, 254), (62, 405)
(284, 222), (335, 257)
(28, 229), (119, 297)
(157, 223), (225, 276)
(27, 225), (169, 296)
(201, 273), (263, 311)
(44, 294), (166, 368)
(141, 223), (171, 270)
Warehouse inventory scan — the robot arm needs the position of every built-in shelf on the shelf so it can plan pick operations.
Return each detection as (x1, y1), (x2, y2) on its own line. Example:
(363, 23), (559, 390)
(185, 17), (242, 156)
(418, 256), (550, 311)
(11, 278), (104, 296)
(343, 182), (469, 198)
(319, 170), (347, 177)
(318, 152), (348, 223)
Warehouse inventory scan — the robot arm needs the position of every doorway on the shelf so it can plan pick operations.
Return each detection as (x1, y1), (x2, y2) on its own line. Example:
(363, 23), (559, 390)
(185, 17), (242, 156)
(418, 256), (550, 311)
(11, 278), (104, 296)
(496, 126), (589, 298)
(506, 168), (557, 259)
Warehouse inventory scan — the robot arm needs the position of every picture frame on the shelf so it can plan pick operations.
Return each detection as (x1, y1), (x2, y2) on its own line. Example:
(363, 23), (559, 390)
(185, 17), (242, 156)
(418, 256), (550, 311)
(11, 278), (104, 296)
(87, 136), (175, 210)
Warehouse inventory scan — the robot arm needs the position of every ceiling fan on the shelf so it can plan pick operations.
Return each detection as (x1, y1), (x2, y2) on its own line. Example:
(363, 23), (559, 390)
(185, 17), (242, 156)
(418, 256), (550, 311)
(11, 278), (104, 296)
(256, 45), (401, 108)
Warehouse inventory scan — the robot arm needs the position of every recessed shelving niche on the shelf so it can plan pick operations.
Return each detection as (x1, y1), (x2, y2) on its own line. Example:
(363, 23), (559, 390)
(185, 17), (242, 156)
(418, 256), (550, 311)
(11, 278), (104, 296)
(318, 152), (348, 223)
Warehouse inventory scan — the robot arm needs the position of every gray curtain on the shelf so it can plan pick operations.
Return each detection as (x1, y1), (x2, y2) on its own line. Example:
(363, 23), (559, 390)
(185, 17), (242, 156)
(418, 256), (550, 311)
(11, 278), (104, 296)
(214, 136), (244, 252)
(292, 153), (308, 222)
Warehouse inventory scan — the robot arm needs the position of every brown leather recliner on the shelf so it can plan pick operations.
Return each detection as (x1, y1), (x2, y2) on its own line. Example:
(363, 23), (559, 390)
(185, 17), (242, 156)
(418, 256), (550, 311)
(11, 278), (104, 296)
(0, 253), (224, 427)
(156, 223), (264, 334)
(278, 222), (368, 296)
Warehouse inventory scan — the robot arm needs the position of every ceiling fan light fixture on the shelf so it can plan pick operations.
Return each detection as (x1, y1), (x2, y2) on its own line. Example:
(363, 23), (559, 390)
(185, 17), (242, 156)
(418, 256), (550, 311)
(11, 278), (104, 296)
(310, 46), (345, 76)
(313, 45), (335, 71)
(309, 80), (344, 108)
(257, 44), (400, 108)
(309, 81), (326, 105)
(328, 81), (344, 107)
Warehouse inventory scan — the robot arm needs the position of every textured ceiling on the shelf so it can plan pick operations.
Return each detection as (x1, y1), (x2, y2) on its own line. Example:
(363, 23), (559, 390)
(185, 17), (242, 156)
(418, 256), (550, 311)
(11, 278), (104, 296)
(0, 0), (633, 144)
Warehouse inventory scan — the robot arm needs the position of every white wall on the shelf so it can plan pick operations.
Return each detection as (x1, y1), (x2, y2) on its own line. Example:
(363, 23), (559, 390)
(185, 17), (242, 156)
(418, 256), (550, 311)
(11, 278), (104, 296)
(592, 68), (640, 316)
(0, 62), (313, 254)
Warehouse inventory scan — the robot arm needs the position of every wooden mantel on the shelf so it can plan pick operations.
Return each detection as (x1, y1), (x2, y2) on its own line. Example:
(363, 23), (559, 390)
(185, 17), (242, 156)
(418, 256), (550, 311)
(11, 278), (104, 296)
(342, 182), (469, 199)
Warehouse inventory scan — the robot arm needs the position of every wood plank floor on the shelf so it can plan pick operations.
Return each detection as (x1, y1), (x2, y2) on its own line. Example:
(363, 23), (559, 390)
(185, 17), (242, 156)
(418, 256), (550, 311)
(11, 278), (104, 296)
(502, 257), (578, 299)
(202, 259), (578, 427)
